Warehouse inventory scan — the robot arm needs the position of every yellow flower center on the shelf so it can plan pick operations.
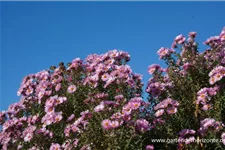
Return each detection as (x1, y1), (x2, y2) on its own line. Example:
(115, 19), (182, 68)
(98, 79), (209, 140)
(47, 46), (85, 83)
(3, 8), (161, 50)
(216, 74), (221, 78)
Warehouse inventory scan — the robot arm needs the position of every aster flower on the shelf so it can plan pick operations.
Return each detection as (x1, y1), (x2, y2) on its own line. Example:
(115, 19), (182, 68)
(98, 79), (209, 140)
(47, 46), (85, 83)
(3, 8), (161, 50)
(24, 133), (33, 142)
(175, 34), (186, 44)
(201, 118), (215, 129)
(154, 109), (165, 117)
(104, 76), (116, 88)
(71, 125), (80, 133)
(135, 119), (150, 132)
(146, 145), (154, 150)
(109, 49), (119, 58)
(179, 129), (196, 136)
(221, 133), (225, 145)
(157, 47), (175, 59)
(188, 32), (197, 38)
(50, 143), (61, 150)
(198, 118), (223, 136)
(178, 129), (196, 148)
(66, 114), (75, 122)
(25, 87), (33, 95)
(44, 106), (55, 114)
(186, 136), (195, 144)
(148, 64), (161, 74)
(67, 85), (77, 93)
(111, 120), (119, 129)
(55, 83), (61, 91)
(102, 119), (111, 130)
(129, 101), (141, 110)
(106, 59), (115, 65)
(182, 63), (192, 70)
(55, 96), (67, 105)
(54, 112), (63, 123)
(166, 107), (177, 114)
(101, 73), (110, 81)
(94, 103), (105, 112)
(219, 27), (225, 41)
(201, 104), (212, 111)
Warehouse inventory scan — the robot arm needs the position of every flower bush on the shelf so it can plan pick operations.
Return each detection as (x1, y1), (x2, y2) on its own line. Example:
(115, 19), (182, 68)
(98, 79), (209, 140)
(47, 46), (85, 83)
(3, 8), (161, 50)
(0, 27), (224, 150)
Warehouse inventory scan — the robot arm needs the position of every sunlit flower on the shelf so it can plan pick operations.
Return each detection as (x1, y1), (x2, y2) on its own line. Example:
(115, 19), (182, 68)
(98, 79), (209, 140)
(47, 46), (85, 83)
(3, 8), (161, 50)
(155, 109), (164, 117)
(101, 73), (110, 81)
(50, 143), (61, 150)
(166, 107), (177, 114)
(102, 119), (112, 130)
(94, 103), (105, 112)
(67, 85), (77, 93)
(146, 145), (154, 150)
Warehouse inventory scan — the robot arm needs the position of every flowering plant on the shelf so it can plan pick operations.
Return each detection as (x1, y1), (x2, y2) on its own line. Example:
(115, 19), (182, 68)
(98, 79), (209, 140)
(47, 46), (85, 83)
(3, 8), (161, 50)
(0, 27), (225, 150)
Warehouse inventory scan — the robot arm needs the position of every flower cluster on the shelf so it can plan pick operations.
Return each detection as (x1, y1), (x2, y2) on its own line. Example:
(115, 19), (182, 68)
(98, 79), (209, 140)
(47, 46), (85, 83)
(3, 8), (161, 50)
(146, 75), (173, 97)
(154, 98), (179, 117)
(198, 118), (224, 136)
(157, 47), (175, 59)
(196, 87), (219, 110)
(101, 97), (150, 132)
(209, 66), (225, 84)
(178, 129), (196, 149)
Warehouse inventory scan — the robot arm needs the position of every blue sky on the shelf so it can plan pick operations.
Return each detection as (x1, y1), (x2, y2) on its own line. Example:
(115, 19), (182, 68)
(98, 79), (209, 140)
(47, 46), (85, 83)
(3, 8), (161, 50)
(1, 2), (225, 111)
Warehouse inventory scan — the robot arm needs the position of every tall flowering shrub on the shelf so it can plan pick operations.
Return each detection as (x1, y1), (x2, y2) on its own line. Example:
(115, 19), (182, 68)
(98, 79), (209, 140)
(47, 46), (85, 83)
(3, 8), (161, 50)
(0, 27), (225, 150)
(145, 28), (225, 149)
(0, 50), (147, 149)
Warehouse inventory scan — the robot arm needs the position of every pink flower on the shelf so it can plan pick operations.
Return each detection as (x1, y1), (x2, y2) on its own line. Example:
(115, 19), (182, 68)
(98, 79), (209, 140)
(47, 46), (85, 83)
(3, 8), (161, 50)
(166, 107), (177, 114)
(183, 63), (192, 70)
(50, 143), (61, 150)
(111, 120), (119, 129)
(155, 109), (164, 117)
(188, 32), (197, 38)
(136, 119), (150, 132)
(102, 119), (112, 130)
(67, 114), (75, 122)
(179, 129), (196, 136)
(220, 27), (225, 41)
(17, 145), (22, 149)
(94, 103), (105, 112)
(201, 118), (215, 129)
(104, 76), (116, 88)
(25, 87), (33, 95)
(109, 49), (119, 58)
(131, 101), (141, 110)
(55, 83), (61, 91)
(24, 133), (33, 142)
(157, 47), (175, 59)
(45, 106), (55, 114)
(67, 85), (77, 93)
(71, 125), (80, 133)
(201, 104), (212, 111)
(148, 64), (161, 74)
(122, 105), (132, 116)
(55, 96), (67, 105)
(185, 136), (195, 145)
(101, 73), (110, 81)
(175, 34), (186, 44)
(146, 145), (154, 150)
(54, 112), (63, 123)
(64, 125), (71, 137)
(221, 132), (225, 145)
(106, 59), (115, 65)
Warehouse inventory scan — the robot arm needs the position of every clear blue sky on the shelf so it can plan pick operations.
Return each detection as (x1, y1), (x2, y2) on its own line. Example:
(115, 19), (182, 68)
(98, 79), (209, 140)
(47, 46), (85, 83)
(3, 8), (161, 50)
(1, 2), (225, 111)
